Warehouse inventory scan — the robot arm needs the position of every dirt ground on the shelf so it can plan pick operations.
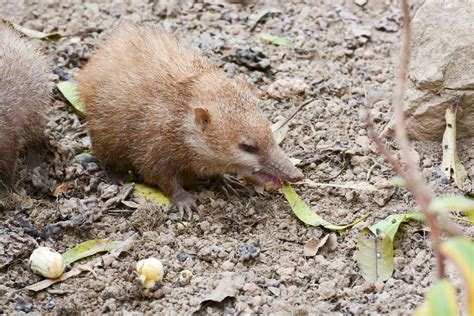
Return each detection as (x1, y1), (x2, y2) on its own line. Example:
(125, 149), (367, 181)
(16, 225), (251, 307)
(1, 0), (473, 314)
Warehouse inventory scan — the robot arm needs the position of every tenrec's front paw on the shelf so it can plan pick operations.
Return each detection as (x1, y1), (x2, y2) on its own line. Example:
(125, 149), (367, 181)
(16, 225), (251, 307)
(167, 190), (199, 219)
(212, 175), (246, 199)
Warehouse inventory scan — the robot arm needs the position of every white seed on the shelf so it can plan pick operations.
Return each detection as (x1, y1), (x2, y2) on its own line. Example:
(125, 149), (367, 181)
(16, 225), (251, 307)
(136, 258), (164, 290)
(178, 269), (193, 286)
(29, 247), (65, 279)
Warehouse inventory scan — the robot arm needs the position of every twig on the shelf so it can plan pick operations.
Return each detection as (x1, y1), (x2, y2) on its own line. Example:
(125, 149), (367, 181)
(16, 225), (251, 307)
(364, 0), (448, 278)
(274, 98), (315, 132)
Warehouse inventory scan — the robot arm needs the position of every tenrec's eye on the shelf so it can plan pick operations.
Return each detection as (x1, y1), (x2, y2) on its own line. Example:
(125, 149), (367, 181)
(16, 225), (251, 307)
(239, 143), (258, 154)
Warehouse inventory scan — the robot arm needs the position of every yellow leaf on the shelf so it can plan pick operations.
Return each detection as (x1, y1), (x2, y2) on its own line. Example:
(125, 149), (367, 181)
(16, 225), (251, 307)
(414, 279), (458, 316)
(57, 81), (85, 113)
(429, 195), (474, 213)
(62, 239), (115, 266)
(440, 237), (474, 315)
(132, 183), (170, 206)
(355, 228), (394, 282)
(282, 184), (370, 231)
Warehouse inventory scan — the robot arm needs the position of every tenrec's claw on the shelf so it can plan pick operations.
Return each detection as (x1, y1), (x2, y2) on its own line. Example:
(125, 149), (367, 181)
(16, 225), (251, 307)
(168, 190), (199, 220)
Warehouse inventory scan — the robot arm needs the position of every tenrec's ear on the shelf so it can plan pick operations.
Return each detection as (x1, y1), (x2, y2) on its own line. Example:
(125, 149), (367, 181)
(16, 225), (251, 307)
(194, 108), (211, 130)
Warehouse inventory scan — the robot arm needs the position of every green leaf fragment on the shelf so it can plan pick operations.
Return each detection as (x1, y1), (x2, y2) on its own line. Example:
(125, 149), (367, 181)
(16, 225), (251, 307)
(132, 183), (170, 206)
(56, 81), (85, 113)
(369, 213), (424, 241)
(282, 184), (370, 231)
(356, 213), (424, 282)
(62, 239), (116, 266)
(414, 279), (458, 316)
(355, 228), (393, 282)
(259, 33), (290, 46)
(429, 195), (474, 213)
(390, 176), (406, 188)
(440, 237), (474, 315)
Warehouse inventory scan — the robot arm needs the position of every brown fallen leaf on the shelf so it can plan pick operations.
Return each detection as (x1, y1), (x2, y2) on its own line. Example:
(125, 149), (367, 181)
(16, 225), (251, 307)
(25, 265), (87, 292)
(304, 233), (338, 257)
(304, 235), (330, 257)
(303, 238), (319, 257)
(122, 200), (140, 209)
(195, 273), (245, 312)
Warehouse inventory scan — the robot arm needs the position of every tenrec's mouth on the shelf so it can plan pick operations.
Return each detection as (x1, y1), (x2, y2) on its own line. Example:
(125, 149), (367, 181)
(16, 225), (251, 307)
(253, 172), (283, 190)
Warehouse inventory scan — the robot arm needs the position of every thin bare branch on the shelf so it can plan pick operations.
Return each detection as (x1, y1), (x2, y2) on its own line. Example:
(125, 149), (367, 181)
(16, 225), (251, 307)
(364, 0), (456, 278)
(274, 98), (315, 132)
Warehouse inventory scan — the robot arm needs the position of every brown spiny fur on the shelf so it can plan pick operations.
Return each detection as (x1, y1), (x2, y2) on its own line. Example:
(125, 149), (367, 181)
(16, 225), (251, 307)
(78, 24), (302, 207)
(0, 24), (49, 190)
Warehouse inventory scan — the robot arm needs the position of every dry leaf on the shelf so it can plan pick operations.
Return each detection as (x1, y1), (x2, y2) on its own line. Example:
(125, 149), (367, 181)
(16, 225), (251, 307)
(303, 238), (319, 257)
(271, 115), (290, 145)
(196, 273), (245, 312)
(303, 234), (330, 257)
(25, 266), (85, 292)
(441, 106), (467, 189)
(3, 19), (61, 41)
(122, 200), (140, 209)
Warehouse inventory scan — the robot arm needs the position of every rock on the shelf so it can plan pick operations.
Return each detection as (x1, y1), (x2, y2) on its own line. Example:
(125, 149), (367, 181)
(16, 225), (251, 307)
(402, 0), (474, 140)
(223, 46), (271, 71)
(243, 282), (261, 295)
(276, 266), (295, 283)
(268, 286), (281, 296)
(267, 78), (308, 100)
(355, 135), (371, 153)
(221, 260), (235, 271)
(354, 0), (367, 7)
(335, 6), (357, 22)
(351, 25), (371, 41)
(374, 15), (399, 32)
